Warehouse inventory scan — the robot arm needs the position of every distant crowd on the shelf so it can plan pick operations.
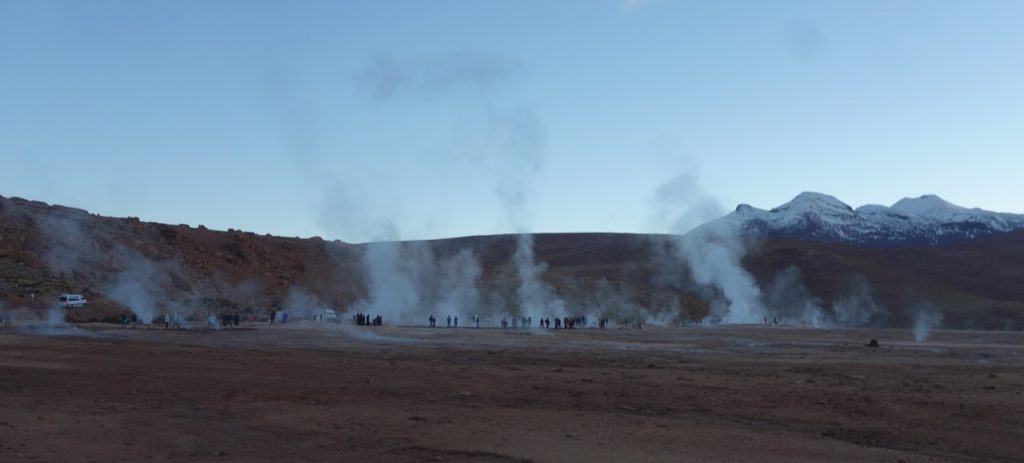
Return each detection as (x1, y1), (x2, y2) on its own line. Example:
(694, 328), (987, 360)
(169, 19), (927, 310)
(354, 313), (383, 326)
(429, 314), (615, 330)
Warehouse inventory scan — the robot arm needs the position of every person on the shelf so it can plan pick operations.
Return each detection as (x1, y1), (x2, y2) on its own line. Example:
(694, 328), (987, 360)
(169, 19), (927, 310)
(429, 315), (435, 327)
(554, 318), (561, 329)
(2, 311), (9, 328)
(454, 316), (459, 328)
(512, 317), (518, 328)
(501, 318), (508, 329)
(234, 314), (240, 327)
(475, 315), (480, 328)
(446, 315), (452, 328)
(270, 310), (277, 324)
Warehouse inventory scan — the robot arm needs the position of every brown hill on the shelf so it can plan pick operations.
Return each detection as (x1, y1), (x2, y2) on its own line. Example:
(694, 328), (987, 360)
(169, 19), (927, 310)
(1, 195), (1022, 329)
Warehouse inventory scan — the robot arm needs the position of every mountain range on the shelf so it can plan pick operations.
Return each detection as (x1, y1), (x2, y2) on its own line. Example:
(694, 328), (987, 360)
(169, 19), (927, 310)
(705, 192), (1024, 246)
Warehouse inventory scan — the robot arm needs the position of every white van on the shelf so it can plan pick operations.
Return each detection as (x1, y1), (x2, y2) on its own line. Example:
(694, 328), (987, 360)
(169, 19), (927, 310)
(58, 294), (87, 309)
(314, 309), (338, 322)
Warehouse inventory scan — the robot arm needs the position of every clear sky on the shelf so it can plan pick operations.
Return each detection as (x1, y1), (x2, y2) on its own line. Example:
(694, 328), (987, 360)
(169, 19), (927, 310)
(2, 0), (1022, 242)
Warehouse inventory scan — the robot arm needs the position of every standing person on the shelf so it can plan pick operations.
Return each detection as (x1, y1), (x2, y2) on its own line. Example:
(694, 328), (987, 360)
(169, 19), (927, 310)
(454, 316), (459, 328)
(269, 310), (276, 324)
(475, 315), (480, 328)
(447, 315), (452, 328)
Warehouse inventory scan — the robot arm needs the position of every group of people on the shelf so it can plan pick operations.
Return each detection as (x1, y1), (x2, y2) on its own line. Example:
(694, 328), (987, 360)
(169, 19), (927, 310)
(268, 310), (289, 324)
(429, 314), (483, 328)
(355, 313), (382, 326)
(537, 316), (589, 329)
(118, 313), (138, 328)
(162, 313), (186, 329)
(428, 314), (614, 330)
(501, 316), (535, 328)
(218, 313), (241, 328)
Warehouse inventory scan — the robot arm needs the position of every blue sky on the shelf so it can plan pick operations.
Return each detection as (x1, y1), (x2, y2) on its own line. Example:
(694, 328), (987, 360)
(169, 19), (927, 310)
(2, 0), (1022, 242)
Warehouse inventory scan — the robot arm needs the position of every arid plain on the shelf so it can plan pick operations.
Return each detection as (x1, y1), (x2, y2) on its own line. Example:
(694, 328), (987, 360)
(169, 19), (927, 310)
(1, 323), (1021, 462)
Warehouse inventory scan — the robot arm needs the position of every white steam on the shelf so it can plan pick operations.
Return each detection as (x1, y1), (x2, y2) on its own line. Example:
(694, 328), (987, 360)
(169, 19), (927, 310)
(348, 242), (483, 323)
(762, 266), (828, 327)
(912, 306), (943, 342)
(832, 275), (885, 327)
(513, 234), (565, 318)
(653, 174), (765, 324)
(435, 249), (483, 319)
(105, 249), (182, 324)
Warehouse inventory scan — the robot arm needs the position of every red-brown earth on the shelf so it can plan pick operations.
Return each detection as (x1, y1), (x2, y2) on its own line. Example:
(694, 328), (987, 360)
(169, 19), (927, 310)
(0, 322), (1021, 462)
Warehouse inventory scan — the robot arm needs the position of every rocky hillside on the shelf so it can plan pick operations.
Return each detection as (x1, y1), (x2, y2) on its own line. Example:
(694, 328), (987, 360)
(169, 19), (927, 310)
(1, 194), (1023, 329)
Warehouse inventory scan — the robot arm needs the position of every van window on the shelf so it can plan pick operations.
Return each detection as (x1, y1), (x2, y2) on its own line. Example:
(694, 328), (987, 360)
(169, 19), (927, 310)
(59, 296), (67, 302)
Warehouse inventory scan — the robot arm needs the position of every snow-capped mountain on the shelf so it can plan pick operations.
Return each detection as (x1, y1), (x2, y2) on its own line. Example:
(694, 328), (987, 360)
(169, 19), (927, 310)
(705, 192), (1024, 246)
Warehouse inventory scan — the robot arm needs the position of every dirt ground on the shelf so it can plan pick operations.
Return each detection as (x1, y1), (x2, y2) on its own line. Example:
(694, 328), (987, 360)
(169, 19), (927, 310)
(0, 322), (1022, 463)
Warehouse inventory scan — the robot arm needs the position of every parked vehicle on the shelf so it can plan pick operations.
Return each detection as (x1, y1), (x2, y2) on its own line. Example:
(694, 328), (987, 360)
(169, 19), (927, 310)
(58, 294), (87, 309)
(314, 309), (338, 322)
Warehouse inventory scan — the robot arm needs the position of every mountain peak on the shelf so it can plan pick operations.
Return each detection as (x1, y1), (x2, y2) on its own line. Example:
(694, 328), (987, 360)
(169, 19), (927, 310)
(891, 195), (960, 216)
(771, 192), (853, 214)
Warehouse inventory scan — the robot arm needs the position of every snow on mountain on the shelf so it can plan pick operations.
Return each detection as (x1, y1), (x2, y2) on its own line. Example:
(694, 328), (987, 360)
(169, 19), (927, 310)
(698, 193), (1024, 246)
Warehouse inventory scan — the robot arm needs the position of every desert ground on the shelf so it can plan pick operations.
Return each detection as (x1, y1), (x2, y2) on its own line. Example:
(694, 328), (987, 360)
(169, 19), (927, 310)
(0, 321), (1022, 462)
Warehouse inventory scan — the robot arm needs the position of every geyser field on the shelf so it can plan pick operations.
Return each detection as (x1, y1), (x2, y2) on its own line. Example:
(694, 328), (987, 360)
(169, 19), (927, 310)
(3, 198), (1024, 461)
(1, 322), (1021, 462)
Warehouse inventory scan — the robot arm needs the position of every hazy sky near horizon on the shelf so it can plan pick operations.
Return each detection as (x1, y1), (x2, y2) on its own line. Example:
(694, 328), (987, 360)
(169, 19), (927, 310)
(2, 0), (1023, 242)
